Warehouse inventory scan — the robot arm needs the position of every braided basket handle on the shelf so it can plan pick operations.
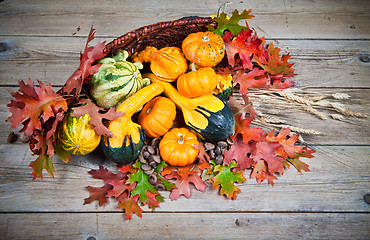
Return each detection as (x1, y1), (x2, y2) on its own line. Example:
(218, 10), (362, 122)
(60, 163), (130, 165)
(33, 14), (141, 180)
(104, 17), (216, 57)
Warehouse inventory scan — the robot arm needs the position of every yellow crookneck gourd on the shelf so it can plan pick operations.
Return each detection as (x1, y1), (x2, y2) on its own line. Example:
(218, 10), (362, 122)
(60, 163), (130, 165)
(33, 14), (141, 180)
(144, 73), (235, 142)
(102, 83), (164, 164)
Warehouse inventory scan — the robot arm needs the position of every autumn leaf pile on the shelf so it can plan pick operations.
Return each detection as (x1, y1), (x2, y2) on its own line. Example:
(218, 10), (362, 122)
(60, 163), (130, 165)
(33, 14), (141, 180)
(6, 9), (314, 220)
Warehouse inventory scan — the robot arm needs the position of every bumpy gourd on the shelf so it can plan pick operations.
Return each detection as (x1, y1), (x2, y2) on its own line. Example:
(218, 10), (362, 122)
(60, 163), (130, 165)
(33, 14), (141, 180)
(133, 46), (187, 82)
(58, 114), (101, 155)
(138, 96), (176, 138)
(90, 50), (150, 109)
(182, 31), (225, 67)
(177, 63), (218, 98)
(102, 83), (164, 165)
(145, 73), (235, 142)
(159, 128), (200, 167)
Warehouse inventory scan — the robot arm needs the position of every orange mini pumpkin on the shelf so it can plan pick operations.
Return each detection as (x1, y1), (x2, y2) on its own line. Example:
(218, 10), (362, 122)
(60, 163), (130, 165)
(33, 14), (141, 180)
(177, 63), (218, 98)
(138, 96), (176, 138)
(159, 128), (200, 166)
(182, 31), (225, 67)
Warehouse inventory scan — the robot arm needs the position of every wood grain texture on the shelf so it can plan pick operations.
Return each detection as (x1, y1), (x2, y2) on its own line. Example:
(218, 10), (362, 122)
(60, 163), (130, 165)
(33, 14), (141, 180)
(0, 212), (369, 240)
(0, 37), (369, 87)
(1, 0), (369, 39)
(0, 0), (369, 239)
(0, 144), (369, 213)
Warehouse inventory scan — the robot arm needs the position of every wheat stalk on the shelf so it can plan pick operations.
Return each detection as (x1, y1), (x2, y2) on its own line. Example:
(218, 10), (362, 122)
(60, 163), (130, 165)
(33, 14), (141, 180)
(332, 92), (351, 100)
(331, 114), (345, 121)
(276, 91), (314, 105)
(302, 105), (328, 120)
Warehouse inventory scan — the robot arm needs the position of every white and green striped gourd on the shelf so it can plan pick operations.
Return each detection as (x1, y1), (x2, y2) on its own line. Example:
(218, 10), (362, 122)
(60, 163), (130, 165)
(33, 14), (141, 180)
(90, 50), (150, 109)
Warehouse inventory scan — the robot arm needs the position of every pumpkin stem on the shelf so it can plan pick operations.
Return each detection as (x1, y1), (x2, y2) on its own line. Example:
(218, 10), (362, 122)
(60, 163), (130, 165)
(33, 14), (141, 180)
(146, 107), (152, 114)
(190, 62), (197, 72)
(177, 133), (184, 144)
(201, 36), (210, 42)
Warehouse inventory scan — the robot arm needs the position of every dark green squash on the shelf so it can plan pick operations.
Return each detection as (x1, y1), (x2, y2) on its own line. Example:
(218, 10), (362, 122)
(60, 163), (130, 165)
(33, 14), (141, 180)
(145, 73), (235, 142)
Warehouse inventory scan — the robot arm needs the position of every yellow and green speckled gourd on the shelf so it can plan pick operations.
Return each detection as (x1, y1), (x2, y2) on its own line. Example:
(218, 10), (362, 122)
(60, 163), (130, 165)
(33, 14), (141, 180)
(58, 114), (101, 155)
(90, 50), (150, 109)
(102, 83), (164, 165)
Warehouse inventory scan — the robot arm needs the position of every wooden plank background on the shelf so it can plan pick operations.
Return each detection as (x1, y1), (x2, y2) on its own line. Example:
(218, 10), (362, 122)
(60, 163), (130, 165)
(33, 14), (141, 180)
(0, 0), (369, 239)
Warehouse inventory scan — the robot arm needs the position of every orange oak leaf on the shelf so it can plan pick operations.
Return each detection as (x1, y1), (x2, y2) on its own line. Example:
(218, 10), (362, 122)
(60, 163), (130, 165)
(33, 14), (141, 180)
(71, 98), (123, 137)
(29, 152), (55, 179)
(146, 191), (164, 210)
(286, 157), (310, 173)
(117, 195), (143, 220)
(250, 159), (277, 185)
(233, 114), (266, 143)
(63, 27), (106, 95)
(266, 128), (315, 159)
(254, 42), (295, 78)
(165, 171), (207, 200)
(7, 79), (68, 136)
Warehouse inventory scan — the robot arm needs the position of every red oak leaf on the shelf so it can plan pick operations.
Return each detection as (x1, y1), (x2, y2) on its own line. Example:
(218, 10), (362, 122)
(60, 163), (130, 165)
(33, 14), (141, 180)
(106, 180), (135, 199)
(88, 165), (127, 184)
(117, 195), (143, 220)
(7, 79), (68, 136)
(232, 68), (270, 94)
(83, 183), (113, 207)
(223, 29), (264, 70)
(63, 27), (106, 95)
(192, 143), (211, 164)
(251, 141), (285, 175)
(233, 114), (266, 143)
(224, 133), (254, 171)
(71, 98), (123, 137)
(250, 159), (277, 185)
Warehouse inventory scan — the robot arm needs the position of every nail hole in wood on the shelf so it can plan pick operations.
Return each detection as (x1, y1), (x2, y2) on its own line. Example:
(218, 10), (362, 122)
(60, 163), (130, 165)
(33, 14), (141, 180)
(0, 42), (8, 52)
(363, 193), (370, 204)
(359, 55), (369, 63)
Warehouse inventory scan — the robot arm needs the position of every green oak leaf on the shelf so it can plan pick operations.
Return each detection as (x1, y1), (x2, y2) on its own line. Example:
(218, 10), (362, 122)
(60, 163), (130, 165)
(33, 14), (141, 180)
(210, 161), (246, 199)
(127, 162), (158, 205)
(210, 9), (254, 37)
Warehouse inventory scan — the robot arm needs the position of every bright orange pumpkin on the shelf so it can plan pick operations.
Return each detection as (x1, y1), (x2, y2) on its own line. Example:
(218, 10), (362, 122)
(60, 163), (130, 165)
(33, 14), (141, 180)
(177, 63), (218, 98)
(182, 31), (225, 67)
(138, 96), (176, 138)
(159, 128), (200, 166)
